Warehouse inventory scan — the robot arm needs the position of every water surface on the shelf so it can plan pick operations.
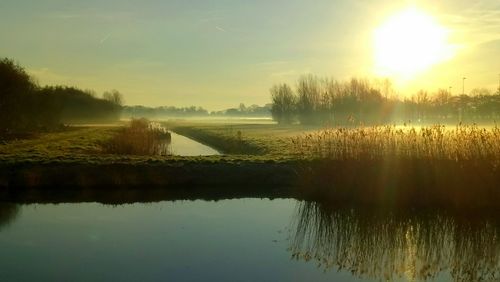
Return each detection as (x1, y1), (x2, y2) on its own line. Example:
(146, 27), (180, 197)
(169, 132), (220, 156)
(0, 199), (498, 281)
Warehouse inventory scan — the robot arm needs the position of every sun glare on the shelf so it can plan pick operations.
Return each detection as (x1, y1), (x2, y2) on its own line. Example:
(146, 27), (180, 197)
(374, 7), (455, 81)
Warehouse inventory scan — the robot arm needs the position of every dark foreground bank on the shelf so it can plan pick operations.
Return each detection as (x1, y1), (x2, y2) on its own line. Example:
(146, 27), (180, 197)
(1, 158), (500, 210)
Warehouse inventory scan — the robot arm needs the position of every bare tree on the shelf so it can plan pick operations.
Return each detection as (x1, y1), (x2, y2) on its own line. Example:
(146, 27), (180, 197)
(296, 74), (321, 124)
(103, 89), (124, 106)
(270, 83), (295, 124)
(469, 88), (492, 97)
(433, 88), (451, 106)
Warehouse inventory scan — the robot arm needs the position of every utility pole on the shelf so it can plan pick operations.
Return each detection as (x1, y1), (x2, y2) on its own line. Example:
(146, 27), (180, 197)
(462, 77), (466, 95)
(448, 86), (452, 95)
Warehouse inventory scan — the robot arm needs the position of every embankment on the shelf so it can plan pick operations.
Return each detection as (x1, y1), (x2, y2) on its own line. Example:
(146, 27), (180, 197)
(1, 159), (500, 210)
(0, 160), (297, 204)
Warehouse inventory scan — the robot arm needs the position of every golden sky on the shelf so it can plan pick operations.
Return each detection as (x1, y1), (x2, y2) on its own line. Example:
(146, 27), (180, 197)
(1, 0), (499, 109)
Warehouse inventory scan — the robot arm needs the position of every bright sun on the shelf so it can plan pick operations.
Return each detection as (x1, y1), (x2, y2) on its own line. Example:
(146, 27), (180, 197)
(374, 7), (455, 80)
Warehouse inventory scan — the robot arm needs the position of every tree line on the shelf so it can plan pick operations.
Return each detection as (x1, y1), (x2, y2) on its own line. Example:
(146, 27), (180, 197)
(0, 58), (123, 134)
(123, 103), (271, 119)
(271, 74), (500, 125)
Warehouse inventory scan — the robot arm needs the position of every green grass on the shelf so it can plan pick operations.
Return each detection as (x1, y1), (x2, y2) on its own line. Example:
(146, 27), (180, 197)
(0, 123), (298, 164)
(0, 120), (328, 163)
(0, 127), (117, 160)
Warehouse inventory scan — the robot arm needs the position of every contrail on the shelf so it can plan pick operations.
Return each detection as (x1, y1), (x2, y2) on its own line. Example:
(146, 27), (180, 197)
(100, 34), (111, 44)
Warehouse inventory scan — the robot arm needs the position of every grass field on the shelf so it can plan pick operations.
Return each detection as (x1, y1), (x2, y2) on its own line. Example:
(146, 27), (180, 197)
(0, 121), (310, 162)
(0, 127), (117, 161)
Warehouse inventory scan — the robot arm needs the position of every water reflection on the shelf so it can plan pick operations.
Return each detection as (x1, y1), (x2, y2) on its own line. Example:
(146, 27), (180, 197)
(0, 204), (20, 231)
(169, 132), (220, 156)
(289, 201), (500, 281)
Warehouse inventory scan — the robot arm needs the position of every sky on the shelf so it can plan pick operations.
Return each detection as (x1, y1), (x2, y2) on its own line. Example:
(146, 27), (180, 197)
(1, 0), (500, 109)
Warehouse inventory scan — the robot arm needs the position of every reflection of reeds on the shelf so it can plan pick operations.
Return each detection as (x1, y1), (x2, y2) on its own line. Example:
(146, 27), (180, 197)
(0, 204), (20, 231)
(289, 201), (500, 281)
(103, 118), (172, 155)
(292, 124), (500, 162)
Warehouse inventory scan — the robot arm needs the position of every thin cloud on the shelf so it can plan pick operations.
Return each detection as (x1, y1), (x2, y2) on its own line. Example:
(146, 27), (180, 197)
(215, 26), (227, 32)
(442, 6), (500, 45)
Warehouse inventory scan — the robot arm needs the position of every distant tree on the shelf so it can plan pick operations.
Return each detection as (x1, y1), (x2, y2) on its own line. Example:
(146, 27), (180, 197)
(430, 89), (453, 120)
(225, 108), (239, 116)
(39, 86), (121, 123)
(103, 90), (124, 106)
(381, 78), (393, 99)
(270, 83), (295, 124)
(0, 58), (35, 91)
(318, 78), (337, 122)
(269, 74), (500, 125)
(0, 58), (38, 133)
(0, 58), (124, 134)
(239, 103), (247, 113)
(412, 90), (429, 121)
(469, 88), (492, 97)
(296, 75), (321, 124)
(433, 88), (452, 105)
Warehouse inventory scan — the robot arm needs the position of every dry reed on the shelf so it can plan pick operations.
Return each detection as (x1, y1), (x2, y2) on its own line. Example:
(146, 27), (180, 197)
(103, 118), (171, 155)
(292, 124), (500, 163)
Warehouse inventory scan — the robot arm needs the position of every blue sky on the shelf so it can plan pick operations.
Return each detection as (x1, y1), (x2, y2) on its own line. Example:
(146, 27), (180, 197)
(1, 0), (499, 109)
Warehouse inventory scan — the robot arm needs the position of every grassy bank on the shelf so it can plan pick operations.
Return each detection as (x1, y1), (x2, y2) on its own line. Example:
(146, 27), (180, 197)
(0, 126), (118, 161)
(0, 160), (298, 205)
(2, 157), (500, 209)
(295, 158), (500, 209)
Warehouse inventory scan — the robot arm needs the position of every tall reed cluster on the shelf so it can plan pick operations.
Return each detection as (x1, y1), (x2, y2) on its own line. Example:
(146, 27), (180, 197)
(292, 124), (500, 163)
(104, 118), (171, 155)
